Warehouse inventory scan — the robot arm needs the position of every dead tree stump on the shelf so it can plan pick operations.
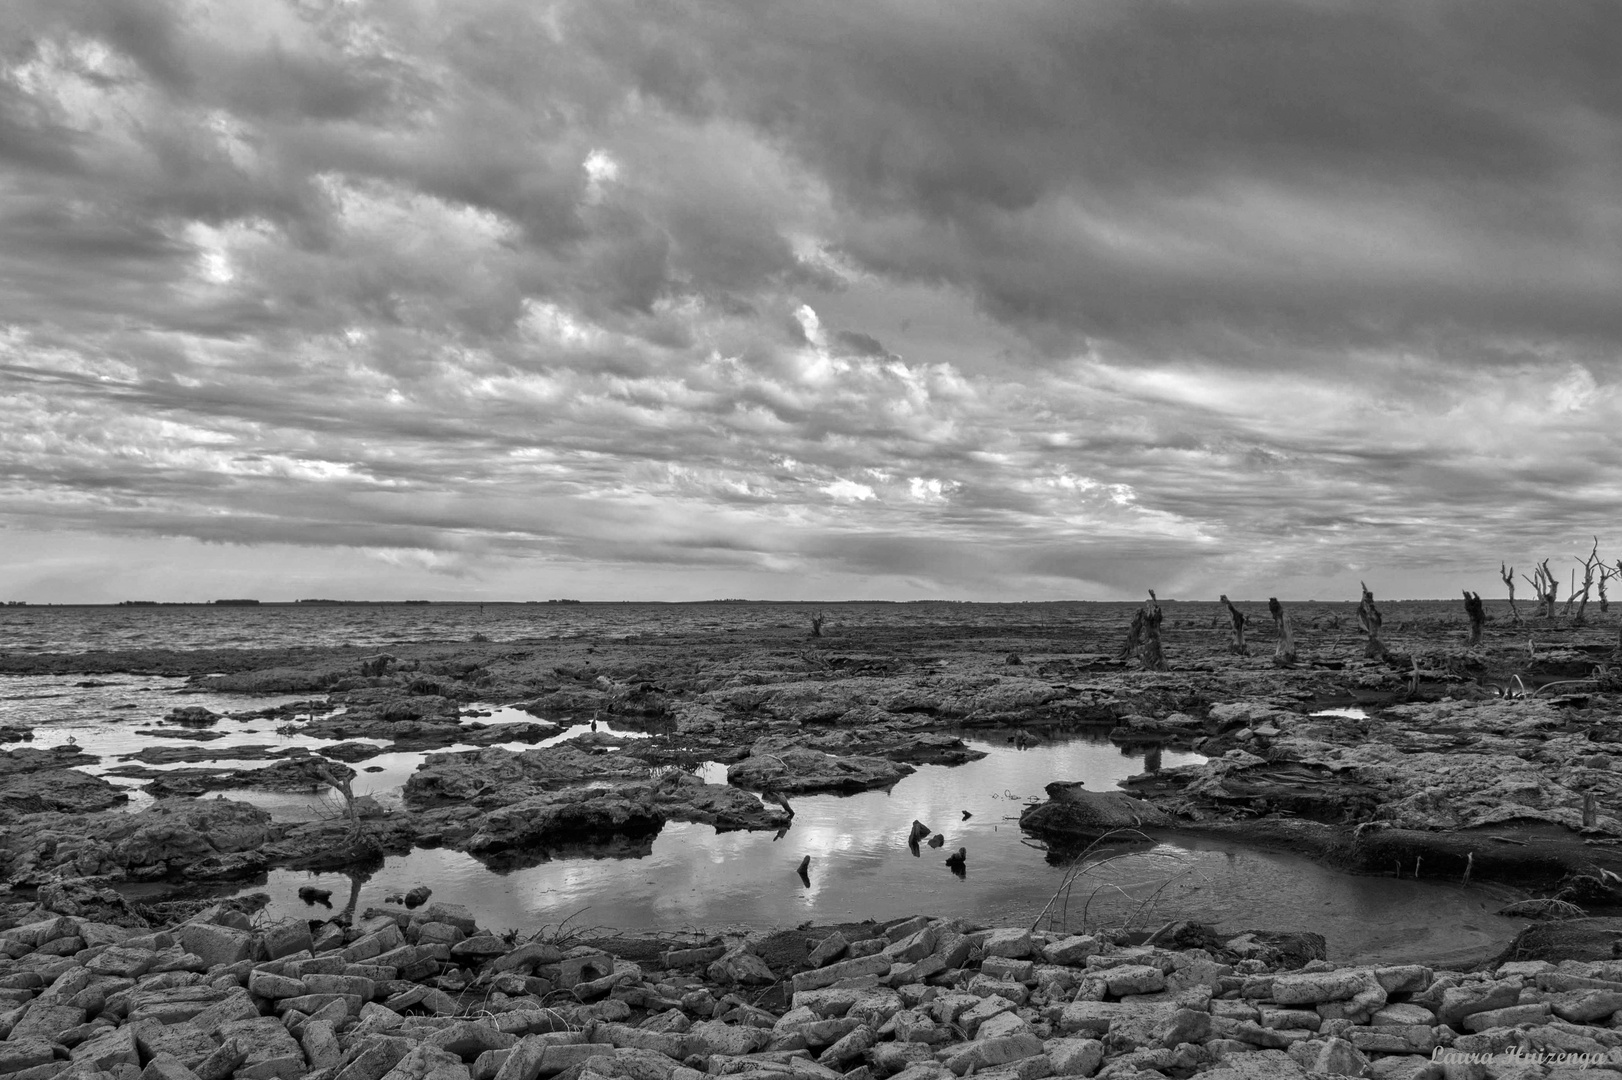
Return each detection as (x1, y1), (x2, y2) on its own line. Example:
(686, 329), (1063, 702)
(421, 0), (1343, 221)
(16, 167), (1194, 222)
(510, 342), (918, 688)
(1220, 594), (1248, 655)
(1269, 597), (1296, 666)
(1120, 610), (1144, 660)
(1358, 582), (1387, 660)
(1121, 590), (1167, 671)
(1463, 590), (1485, 646)
(809, 612), (825, 638)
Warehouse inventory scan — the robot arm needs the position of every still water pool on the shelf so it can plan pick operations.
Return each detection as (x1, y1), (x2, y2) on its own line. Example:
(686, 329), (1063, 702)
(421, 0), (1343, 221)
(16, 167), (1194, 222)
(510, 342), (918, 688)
(236, 733), (1528, 967)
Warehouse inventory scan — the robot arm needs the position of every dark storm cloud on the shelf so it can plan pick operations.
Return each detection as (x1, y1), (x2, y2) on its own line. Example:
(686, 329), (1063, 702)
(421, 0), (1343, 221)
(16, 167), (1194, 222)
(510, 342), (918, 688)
(589, 0), (1622, 355)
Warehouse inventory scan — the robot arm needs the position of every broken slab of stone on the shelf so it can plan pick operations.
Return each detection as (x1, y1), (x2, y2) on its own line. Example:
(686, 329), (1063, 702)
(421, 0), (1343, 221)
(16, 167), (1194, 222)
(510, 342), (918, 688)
(0, 766), (129, 814)
(728, 740), (914, 795)
(1018, 782), (1169, 841)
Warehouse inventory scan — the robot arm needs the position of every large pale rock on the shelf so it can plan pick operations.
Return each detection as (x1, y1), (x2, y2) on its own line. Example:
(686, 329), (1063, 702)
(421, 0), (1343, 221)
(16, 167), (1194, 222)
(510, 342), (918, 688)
(1102, 965), (1165, 996)
(942, 1033), (1045, 1076)
(686, 1021), (772, 1057)
(708, 949), (776, 987)
(1549, 989), (1622, 1024)
(1312, 1037), (1369, 1077)
(1196, 1048), (1309, 1080)
(791, 953), (891, 993)
(1437, 983), (1520, 1028)
(1019, 782), (1170, 839)
(71, 1025), (141, 1071)
(179, 923), (256, 968)
(1460, 1003), (1550, 1032)
(729, 742), (914, 795)
(1271, 970), (1376, 1006)
(1043, 937), (1102, 967)
(110, 798), (275, 869)
(1043, 1038), (1104, 1077)
(981, 929), (1033, 959)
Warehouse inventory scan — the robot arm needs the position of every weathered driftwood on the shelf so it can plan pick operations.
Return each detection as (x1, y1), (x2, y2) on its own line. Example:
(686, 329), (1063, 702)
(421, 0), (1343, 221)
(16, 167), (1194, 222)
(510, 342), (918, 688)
(1463, 590), (1486, 646)
(1357, 581), (1387, 659)
(1219, 594), (1248, 655)
(1268, 597), (1296, 665)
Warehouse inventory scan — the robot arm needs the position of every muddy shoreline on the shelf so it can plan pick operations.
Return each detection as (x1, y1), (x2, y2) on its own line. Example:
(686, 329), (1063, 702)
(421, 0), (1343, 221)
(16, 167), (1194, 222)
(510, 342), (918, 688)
(3, 602), (1622, 945)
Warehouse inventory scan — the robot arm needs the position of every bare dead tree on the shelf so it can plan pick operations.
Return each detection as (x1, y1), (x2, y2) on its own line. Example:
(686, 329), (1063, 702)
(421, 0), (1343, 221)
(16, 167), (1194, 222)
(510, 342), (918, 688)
(1219, 594), (1248, 655)
(314, 762), (362, 840)
(1462, 591), (1485, 646)
(1268, 597), (1296, 666)
(1501, 563), (1523, 626)
(1523, 559), (1558, 620)
(1572, 537), (1603, 625)
(1600, 560), (1618, 615)
(1357, 581), (1387, 660)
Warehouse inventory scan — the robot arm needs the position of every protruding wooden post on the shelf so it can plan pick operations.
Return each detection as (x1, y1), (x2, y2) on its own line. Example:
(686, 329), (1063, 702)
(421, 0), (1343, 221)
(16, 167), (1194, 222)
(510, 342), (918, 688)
(1358, 582), (1387, 660)
(1268, 598), (1296, 665)
(1220, 595), (1248, 655)
(1463, 591), (1485, 646)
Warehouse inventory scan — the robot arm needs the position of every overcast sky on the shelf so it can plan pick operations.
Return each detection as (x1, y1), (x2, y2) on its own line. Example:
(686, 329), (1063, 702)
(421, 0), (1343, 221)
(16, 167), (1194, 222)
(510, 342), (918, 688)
(2, 0), (1620, 603)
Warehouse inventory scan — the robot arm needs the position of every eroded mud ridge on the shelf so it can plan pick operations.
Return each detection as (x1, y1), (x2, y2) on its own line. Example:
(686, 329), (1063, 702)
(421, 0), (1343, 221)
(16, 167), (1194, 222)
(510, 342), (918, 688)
(2, 602), (1622, 921)
(7, 888), (1622, 1080)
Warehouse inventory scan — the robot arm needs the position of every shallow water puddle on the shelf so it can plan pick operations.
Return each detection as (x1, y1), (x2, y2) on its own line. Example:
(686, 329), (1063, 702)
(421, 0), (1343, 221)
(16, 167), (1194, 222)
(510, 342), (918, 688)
(228, 732), (1530, 965)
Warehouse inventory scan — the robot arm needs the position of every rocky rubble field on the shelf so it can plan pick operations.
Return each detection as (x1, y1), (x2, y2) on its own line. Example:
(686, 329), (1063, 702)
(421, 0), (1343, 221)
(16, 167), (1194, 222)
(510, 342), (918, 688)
(7, 888), (1622, 1080)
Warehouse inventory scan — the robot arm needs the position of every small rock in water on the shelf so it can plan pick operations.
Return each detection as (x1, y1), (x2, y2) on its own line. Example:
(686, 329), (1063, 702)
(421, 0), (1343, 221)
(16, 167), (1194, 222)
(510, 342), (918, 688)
(907, 820), (931, 846)
(945, 847), (966, 876)
(297, 886), (333, 907)
(927, 834), (945, 848)
(403, 886), (432, 908)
